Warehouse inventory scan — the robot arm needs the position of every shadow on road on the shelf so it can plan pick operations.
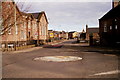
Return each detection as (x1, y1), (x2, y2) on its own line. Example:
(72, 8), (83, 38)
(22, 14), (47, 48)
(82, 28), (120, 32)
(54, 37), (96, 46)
(62, 41), (120, 57)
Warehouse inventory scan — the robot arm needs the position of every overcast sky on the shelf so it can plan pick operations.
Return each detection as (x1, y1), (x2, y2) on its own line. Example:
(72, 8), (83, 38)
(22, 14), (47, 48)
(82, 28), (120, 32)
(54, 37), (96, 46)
(17, 1), (112, 32)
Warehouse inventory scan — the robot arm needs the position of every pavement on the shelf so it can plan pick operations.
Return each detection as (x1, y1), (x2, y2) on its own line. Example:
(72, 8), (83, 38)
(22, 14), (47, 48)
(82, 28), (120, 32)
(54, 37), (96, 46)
(2, 40), (67, 54)
(2, 39), (120, 78)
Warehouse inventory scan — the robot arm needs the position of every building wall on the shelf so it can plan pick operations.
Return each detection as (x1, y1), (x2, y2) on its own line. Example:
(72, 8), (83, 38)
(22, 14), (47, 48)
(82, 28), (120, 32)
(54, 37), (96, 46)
(2, 2), (15, 42)
(99, 17), (120, 46)
(86, 33), (89, 41)
(19, 16), (27, 41)
(1, 2), (49, 49)
(1, 2), (23, 42)
(86, 33), (99, 40)
(73, 32), (78, 38)
(1, 2), (30, 48)
(68, 32), (73, 39)
(39, 14), (48, 41)
(64, 32), (68, 39)
(32, 19), (38, 40)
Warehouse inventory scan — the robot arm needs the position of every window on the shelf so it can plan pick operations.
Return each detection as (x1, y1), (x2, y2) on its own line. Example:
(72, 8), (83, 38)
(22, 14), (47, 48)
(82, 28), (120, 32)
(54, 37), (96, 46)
(21, 30), (24, 39)
(110, 26), (112, 30)
(45, 26), (46, 36)
(0, 27), (4, 35)
(21, 30), (26, 39)
(0, 19), (3, 34)
(35, 23), (37, 29)
(42, 26), (44, 35)
(28, 32), (30, 38)
(28, 20), (31, 28)
(104, 23), (107, 32)
(42, 16), (44, 22)
(24, 22), (26, 28)
(16, 24), (18, 34)
(8, 28), (11, 34)
(115, 25), (117, 29)
(8, 4), (10, 8)
(8, 22), (12, 34)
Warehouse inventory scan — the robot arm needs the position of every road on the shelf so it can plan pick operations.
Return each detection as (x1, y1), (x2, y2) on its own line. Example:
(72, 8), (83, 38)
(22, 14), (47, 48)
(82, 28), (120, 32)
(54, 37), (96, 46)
(2, 39), (119, 78)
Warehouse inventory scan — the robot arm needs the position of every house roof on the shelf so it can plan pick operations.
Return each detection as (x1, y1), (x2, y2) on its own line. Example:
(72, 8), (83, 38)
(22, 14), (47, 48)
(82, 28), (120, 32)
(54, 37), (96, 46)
(87, 28), (99, 33)
(21, 12), (28, 16)
(100, 5), (120, 20)
(38, 11), (48, 23)
(48, 30), (53, 31)
(32, 13), (40, 19)
(69, 31), (76, 33)
(7, 2), (48, 23)
(30, 11), (48, 23)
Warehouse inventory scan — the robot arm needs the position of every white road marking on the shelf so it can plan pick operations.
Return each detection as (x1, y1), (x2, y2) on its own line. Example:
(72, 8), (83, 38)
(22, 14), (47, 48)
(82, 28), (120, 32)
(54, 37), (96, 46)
(89, 70), (120, 76)
(34, 56), (82, 62)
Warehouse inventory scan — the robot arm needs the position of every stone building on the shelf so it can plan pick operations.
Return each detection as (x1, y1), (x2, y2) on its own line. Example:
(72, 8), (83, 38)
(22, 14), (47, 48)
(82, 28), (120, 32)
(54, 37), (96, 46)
(0, 1), (48, 50)
(31, 11), (48, 45)
(86, 25), (99, 42)
(1, 1), (27, 50)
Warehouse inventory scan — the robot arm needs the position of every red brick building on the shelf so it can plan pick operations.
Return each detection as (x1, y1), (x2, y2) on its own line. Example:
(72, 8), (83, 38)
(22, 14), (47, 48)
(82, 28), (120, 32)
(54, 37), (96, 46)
(99, 2), (120, 46)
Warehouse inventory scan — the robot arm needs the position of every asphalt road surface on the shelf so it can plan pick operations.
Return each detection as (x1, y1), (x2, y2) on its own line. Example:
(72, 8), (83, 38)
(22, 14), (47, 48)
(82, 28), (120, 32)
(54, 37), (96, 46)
(2, 39), (120, 78)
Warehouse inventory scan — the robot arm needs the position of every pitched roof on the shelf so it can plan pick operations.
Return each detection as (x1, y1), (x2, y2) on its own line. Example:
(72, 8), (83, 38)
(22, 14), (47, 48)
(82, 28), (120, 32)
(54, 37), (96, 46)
(30, 11), (48, 23)
(32, 13), (40, 19)
(48, 30), (53, 31)
(38, 11), (48, 23)
(21, 12), (28, 16)
(87, 28), (99, 33)
(69, 31), (76, 33)
(100, 5), (120, 20)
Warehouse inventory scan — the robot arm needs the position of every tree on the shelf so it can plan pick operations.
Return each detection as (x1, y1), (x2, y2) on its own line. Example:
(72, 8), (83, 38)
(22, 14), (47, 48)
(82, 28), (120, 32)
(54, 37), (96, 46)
(0, 0), (30, 36)
(0, 0), (31, 50)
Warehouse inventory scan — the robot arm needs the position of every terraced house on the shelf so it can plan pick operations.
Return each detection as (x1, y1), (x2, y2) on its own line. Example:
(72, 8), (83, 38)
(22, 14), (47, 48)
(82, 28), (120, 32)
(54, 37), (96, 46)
(0, 1), (48, 51)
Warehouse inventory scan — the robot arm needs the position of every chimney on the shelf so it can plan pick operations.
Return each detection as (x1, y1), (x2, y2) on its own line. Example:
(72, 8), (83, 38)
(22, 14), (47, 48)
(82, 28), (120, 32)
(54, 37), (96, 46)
(112, 0), (120, 8)
(86, 24), (88, 33)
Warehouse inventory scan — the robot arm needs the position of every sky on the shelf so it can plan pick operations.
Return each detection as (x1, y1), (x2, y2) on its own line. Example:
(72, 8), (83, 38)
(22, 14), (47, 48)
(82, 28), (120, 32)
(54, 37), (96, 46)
(16, 0), (112, 32)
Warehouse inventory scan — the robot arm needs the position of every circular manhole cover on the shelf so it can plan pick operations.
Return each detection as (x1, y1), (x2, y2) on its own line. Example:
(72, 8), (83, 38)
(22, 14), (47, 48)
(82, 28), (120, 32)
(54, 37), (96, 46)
(33, 56), (82, 62)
